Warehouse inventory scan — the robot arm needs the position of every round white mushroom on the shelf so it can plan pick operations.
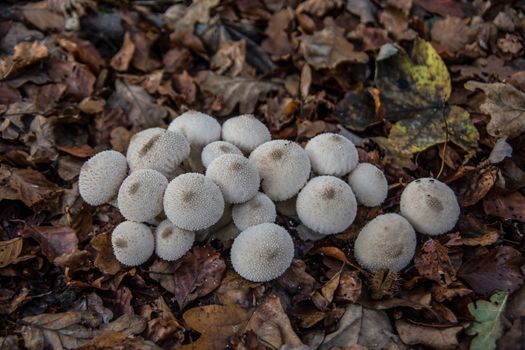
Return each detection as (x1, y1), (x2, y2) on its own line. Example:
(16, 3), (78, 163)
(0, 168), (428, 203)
(154, 219), (195, 261)
(354, 213), (417, 272)
(296, 176), (357, 235)
(347, 163), (388, 207)
(112, 221), (154, 266)
(201, 141), (243, 168)
(221, 114), (271, 153)
(163, 173), (225, 231)
(231, 223), (294, 282)
(168, 110), (221, 147)
(305, 133), (359, 176)
(206, 154), (260, 203)
(249, 140), (311, 201)
(117, 169), (168, 222)
(79, 150), (128, 206)
(232, 192), (276, 231)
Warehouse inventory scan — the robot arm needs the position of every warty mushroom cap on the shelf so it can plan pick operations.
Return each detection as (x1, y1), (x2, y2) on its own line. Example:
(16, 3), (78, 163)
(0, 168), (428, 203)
(296, 176), (357, 235)
(168, 110), (221, 146)
(230, 223), (294, 282)
(126, 127), (190, 178)
(305, 133), (359, 176)
(112, 221), (154, 266)
(201, 141), (243, 168)
(163, 173), (225, 231)
(154, 219), (195, 261)
(249, 140), (311, 201)
(354, 213), (417, 272)
(347, 163), (388, 207)
(117, 169), (168, 222)
(400, 178), (460, 236)
(79, 150), (128, 206)
(205, 154), (260, 203)
(221, 114), (271, 153)
(232, 192), (276, 231)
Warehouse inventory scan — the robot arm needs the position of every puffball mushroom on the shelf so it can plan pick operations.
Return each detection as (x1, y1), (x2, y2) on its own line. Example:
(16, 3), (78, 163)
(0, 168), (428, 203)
(163, 173), (225, 231)
(79, 150), (128, 206)
(354, 213), (417, 272)
(155, 219), (195, 261)
(305, 133), (359, 176)
(117, 169), (168, 222)
(201, 141), (243, 168)
(400, 178), (460, 236)
(168, 110), (221, 146)
(231, 223), (294, 282)
(249, 140), (311, 201)
(296, 176), (357, 235)
(126, 127), (190, 178)
(206, 154), (260, 203)
(221, 114), (271, 153)
(232, 192), (277, 230)
(347, 163), (388, 207)
(112, 221), (154, 266)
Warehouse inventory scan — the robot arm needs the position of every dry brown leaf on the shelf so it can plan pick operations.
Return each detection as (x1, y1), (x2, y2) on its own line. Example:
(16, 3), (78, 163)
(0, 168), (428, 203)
(0, 237), (23, 268)
(461, 165), (498, 206)
(210, 40), (246, 77)
(111, 32), (135, 72)
(431, 16), (479, 54)
(335, 270), (362, 303)
(91, 232), (121, 275)
(261, 8), (295, 58)
(216, 270), (259, 307)
(297, 0), (343, 17)
(56, 36), (105, 72)
(48, 59), (96, 100)
(58, 144), (96, 158)
(461, 231), (500, 246)
(395, 320), (462, 349)
(21, 1), (65, 31)
(8, 168), (62, 211)
(346, 0), (377, 23)
(414, 239), (457, 286)
(0, 41), (48, 79)
(297, 119), (326, 139)
(21, 225), (78, 262)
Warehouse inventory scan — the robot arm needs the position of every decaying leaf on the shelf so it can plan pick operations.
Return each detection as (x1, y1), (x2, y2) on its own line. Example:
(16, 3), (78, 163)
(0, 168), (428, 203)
(91, 232), (121, 275)
(414, 239), (456, 285)
(431, 16), (478, 54)
(21, 225), (78, 262)
(0, 41), (48, 79)
(335, 88), (382, 131)
(7, 167), (62, 212)
(111, 32), (135, 72)
(483, 191), (525, 222)
(396, 320), (462, 350)
(0, 237), (23, 268)
(467, 291), (509, 350)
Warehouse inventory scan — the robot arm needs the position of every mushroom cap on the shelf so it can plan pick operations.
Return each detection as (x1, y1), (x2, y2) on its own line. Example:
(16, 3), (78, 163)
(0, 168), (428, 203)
(232, 192), (277, 231)
(168, 110), (221, 146)
(112, 221), (154, 266)
(354, 213), (417, 272)
(154, 219), (195, 261)
(400, 178), (460, 236)
(118, 169), (168, 222)
(347, 163), (388, 207)
(249, 140), (311, 201)
(163, 173), (225, 231)
(230, 223), (294, 282)
(126, 127), (190, 178)
(221, 114), (271, 153)
(206, 154), (260, 203)
(79, 150), (128, 206)
(296, 176), (357, 234)
(305, 133), (359, 176)
(201, 141), (243, 168)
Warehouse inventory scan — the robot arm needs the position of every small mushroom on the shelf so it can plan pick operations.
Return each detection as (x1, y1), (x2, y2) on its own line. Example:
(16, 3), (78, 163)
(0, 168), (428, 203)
(354, 213), (417, 272)
(230, 223), (294, 282)
(221, 114), (271, 153)
(168, 110), (221, 147)
(112, 221), (154, 266)
(79, 150), (128, 206)
(206, 154), (260, 203)
(232, 192), (276, 230)
(117, 169), (168, 222)
(400, 178), (460, 236)
(163, 173), (225, 231)
(305, 133), (359, 176)
(296, 176), (357, 235)
(201, 141), (243, 168)
(249, 140), (311, 201)
(155, 219), (195, 261)
(347, 163), (388, 207)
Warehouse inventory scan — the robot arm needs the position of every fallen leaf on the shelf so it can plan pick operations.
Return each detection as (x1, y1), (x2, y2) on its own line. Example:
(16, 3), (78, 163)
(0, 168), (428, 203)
(336, 88), (383, 131)
(0, 237), (23, 268)
(56, 36), (105, 72)
(415, 239), (456, 285)
(0, 41), (48, 79)
(432, 281), (473, 302)
(297, 0), (343, 17)
(413, 0), (464, 17)
(467, 291), (509, 350)
(335, 270), (362, 303)
(111, 32), (135, 72)
(261, 8), (295, 58)
(21, 225), (78, 262)
(349, 24), (390, 52)
(216, 270), (259, 307)
(277, 259), (316, 303)
(431, 16), (478, 54)
(58, 144), (96, 158)
(346, 0), (377, 23)
(102, 313), (147, 335)
(297, 119), (326, 139)
(168, 0), (220, 32)
(396, 320), (462, 349)
(461, 165), (499, 206)
(210, 40), (246, 77)
(483, 191), (525, 222)
(379, 6), (416, 41)
(91, 232), (121, 275)
(131, 31), (161, 72)
(21, 1), (65, 31)
(48, 59), (96, 100)
(8, 168), (62, 211)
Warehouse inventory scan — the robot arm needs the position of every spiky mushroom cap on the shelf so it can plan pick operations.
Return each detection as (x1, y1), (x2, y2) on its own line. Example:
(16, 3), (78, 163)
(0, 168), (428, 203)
(112, 221), (154, 266)
(305, 133), (359, 176)
(232, 192), (276, 231)
(168, 110), (221, 146)
(154, 219), (195, 261)
(221, 114), (271, 153)
(347, 163), (388, 207)
(201, 141), (243, 168)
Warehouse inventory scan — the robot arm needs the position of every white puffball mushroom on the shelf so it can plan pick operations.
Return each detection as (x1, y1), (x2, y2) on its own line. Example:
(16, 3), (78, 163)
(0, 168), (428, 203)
(168, 110), (221, 146)
(222, 114), (271, 153)
(296, 176), (357, 235)
(126, 127), (190, 178)
(249, 140), (311, 201)
(79, 150), (128, 206)
(206, 154), (260, 203)
(232, 192), (277, 230)
(231, 223), (294, 282)
(354, 213), (417, 272)
(400, 178), (460, 236)
(112, 221), (154, 266)
(154, 219), (195, 261)
(164, 173), (225, 231)
(347, 163), (388, 207)
(201, 141), (243, 168)
(305, 133), (359, 176)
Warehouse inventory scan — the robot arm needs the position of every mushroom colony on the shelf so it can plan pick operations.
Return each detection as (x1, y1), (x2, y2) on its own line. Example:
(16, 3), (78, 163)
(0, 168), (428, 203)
(79, 111), (462, 282)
